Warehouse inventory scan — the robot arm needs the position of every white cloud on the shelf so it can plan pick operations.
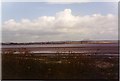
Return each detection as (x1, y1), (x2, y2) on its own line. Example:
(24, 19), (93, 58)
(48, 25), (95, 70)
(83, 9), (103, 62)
(2, 9), (118, 42)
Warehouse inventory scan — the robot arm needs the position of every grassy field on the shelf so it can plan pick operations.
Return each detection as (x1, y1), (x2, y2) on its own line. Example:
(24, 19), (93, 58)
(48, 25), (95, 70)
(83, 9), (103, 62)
(2, 53), (118, 80)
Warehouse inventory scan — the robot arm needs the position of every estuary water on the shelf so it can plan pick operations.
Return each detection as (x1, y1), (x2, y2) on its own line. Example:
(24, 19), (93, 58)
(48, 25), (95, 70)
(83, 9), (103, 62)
(2, 43), (118, 48)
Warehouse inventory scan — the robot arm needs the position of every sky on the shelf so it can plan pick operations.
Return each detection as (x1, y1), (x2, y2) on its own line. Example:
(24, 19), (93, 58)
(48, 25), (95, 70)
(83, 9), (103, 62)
(1, 0), (119, 2)
(2, 2), (118, 42)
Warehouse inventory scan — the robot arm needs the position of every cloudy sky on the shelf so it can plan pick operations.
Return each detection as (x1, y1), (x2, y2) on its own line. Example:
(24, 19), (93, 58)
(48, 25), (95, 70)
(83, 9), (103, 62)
(2, 2), (118, 43)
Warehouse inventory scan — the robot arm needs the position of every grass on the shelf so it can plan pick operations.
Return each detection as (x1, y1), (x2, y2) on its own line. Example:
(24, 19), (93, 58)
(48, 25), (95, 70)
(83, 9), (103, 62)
(2, 53), (119, 80)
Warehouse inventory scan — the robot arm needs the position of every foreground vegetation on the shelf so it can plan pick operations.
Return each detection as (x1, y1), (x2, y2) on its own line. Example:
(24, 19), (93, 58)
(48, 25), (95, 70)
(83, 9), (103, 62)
(2, 53), (118, 80)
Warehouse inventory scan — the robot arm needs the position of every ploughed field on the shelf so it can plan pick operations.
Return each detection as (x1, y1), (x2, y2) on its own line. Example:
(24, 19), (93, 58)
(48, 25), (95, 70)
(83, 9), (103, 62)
(2, 43), (119, 80)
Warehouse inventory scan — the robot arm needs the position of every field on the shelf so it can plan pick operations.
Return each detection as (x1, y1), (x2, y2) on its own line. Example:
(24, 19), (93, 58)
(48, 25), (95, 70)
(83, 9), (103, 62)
(2, 41), (119, 80)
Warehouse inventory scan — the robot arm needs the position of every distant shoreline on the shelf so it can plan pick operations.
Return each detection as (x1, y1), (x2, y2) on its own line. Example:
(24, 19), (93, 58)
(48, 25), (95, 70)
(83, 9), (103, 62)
(2, 40), (119, 45)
